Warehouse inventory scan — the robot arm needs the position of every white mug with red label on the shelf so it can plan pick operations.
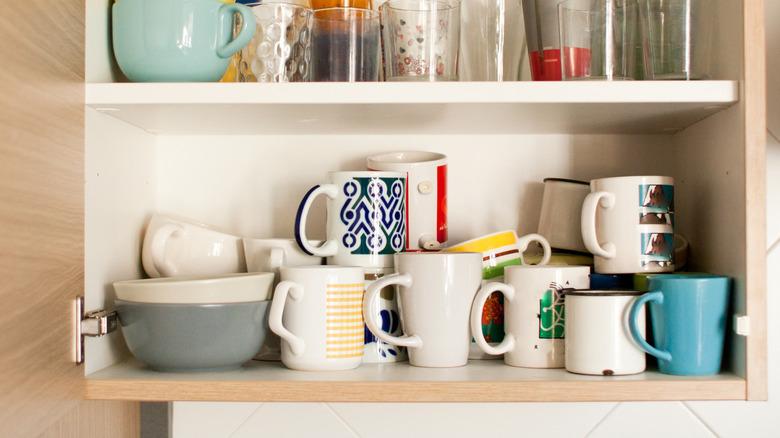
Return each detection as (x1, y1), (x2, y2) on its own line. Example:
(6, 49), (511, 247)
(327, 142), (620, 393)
(367, 151), (447, 250)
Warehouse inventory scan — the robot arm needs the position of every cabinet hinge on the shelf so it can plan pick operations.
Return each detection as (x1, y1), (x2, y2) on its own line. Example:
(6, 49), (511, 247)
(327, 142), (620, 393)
(74, 296), (118, 365)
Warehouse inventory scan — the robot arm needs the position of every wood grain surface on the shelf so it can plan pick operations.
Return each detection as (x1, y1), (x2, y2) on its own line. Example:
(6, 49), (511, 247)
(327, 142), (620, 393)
(0, 0), (139, 435)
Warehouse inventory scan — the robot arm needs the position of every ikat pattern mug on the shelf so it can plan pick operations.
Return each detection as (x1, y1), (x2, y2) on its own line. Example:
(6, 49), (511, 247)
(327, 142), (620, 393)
(295, 171), (406, 269)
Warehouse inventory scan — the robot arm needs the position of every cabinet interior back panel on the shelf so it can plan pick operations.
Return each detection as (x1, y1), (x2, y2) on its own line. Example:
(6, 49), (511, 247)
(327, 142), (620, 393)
(154, 134), (673, 242)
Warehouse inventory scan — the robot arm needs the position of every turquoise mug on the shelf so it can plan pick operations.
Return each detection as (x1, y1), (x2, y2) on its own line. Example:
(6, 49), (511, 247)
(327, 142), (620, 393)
(628, 274), (731, 376)
(113, 0), (256, 82)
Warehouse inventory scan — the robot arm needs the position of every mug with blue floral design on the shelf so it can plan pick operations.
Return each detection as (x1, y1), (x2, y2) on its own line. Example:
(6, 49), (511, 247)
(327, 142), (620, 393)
(363, 268), (407, 363)
(295, 171), (407, 269)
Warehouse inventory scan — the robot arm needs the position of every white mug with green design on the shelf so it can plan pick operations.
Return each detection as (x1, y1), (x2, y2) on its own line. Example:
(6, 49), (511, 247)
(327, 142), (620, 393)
(471, 265), (590, 368)
(444, 230), (551, 358)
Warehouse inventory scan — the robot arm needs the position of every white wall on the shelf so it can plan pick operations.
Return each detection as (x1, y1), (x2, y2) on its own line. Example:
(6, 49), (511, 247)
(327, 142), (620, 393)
(166, 4), (780, 437)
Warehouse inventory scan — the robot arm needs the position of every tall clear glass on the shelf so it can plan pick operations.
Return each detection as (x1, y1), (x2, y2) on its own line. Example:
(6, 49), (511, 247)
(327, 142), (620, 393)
(380, 0), (461, 82)
(558, 0), (638, 81)
(460, 0), (525, 81)
(311, 8), (381, 81)
(639, 0), (713, 80)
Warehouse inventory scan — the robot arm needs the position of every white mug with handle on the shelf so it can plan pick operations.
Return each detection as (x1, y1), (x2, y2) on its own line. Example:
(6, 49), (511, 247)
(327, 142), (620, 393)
(470, 265), (591, 368)
(141, 214), (246, 278)
(581, 176), (675, 274)
(269, 266), (365, 371)
(363, 252), (483, 368)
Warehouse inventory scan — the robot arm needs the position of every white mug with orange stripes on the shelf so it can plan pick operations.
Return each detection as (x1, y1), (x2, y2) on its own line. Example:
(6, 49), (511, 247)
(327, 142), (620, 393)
(270, 266), (365, 371)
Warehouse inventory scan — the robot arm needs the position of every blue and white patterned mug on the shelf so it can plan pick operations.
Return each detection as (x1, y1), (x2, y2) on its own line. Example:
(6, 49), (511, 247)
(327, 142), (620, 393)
(295, 171), (406, 269)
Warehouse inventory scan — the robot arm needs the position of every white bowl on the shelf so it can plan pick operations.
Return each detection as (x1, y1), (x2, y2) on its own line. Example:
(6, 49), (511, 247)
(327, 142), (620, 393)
(114, 273), (274, 304)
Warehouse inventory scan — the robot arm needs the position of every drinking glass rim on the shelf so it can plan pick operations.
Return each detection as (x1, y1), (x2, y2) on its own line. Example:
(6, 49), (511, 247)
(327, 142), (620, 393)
(313, 7), (379, 21)
(381, 0), (461, 13)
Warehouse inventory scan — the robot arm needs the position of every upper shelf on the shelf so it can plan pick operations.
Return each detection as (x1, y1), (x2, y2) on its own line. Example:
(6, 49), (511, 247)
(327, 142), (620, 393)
(86, 81), (739, 135)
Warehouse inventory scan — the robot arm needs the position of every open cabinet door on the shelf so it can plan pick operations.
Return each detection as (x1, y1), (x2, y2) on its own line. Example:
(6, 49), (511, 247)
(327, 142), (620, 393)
(0, 1), (139, 436)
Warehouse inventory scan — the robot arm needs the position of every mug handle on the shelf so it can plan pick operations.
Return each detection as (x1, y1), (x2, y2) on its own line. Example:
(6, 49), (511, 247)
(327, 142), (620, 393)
(517, 233), (552, 265)
(217, 3), (256, 59)
(470, 282), (516, 356)
(581, 191), (617, 259)
(294, 184), (339, 258)
(269, 281), (306, 357)
(149, 223), (184, 277)
(363, 273), (422, 349)
(628, 291), (672, 362)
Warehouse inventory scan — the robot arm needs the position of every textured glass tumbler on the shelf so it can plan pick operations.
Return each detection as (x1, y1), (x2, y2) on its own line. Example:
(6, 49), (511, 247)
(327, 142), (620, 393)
(639, 0), (713, 80)
(558, 0), (638, 81)
(311, 8), (381, 81)
(380, 0), (461, 82)
(235, 3), (313, 82)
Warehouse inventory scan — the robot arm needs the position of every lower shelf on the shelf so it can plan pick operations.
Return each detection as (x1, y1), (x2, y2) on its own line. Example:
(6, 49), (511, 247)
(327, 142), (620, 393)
(84, 359), (746, 402)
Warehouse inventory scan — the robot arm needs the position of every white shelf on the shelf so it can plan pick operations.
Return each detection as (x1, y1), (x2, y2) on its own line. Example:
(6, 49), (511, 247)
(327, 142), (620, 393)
(84, 358), (746, 402)
(85, 81), (739, 135)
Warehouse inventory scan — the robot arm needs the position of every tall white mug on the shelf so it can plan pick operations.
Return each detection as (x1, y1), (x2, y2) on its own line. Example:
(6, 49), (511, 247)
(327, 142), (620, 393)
(471, 265), (591, 368)
(295, 171), (406, 269)
(270, 266), (365, 371)
(363, 252), (483, 368)
(367, 151), (448, 250)
(581, 176), (675, 274)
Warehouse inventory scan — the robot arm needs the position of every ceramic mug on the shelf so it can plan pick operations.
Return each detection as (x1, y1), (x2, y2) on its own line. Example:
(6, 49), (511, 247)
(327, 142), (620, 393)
(565, 290), (646, 375)
(367, 151), (448, 250)
(141, 214), (246, 278)
(113, 0), (256, 82)
(629, 274), (731, 376)
(243, 238), (325, 276)
(581, 176), (675, 274)
(243, 238), (325, 361)
(270, 266), (365, 371)
(538, 178), (590, 252)
(471, 265), (591, 368)
(295, 171), (406, 269)
(363, 252), (483, 367)
(363, 268), (407, 363)
(444, 230), (551, 358)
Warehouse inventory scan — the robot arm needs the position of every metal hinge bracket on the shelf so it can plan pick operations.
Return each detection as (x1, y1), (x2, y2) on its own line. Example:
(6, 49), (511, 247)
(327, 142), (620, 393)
(74, 296), (118, 365)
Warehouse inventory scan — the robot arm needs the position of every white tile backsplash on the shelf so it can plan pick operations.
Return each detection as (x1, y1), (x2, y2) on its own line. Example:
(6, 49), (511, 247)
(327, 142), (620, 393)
(330, 402), (616, 438)
(588, 402), (715, 438)
(229, 403), (358, 438)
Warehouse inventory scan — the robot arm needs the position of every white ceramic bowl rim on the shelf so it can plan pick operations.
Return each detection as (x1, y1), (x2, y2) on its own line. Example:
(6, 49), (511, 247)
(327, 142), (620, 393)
(367, 151), (448, 167)
(114, 272), (275, 304)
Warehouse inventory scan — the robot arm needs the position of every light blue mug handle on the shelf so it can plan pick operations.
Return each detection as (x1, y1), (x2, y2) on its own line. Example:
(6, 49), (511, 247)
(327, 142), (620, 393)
(217, 3), (256, 59)
(629, 291), (673, 362)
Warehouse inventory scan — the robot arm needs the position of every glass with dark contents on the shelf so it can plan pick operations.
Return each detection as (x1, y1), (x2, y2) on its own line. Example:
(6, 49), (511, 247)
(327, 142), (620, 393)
(311, 8), (381, 82)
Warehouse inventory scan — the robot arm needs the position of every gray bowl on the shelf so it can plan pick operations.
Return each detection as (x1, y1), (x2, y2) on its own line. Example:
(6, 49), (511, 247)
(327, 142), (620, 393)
(116, 300), (269, 372)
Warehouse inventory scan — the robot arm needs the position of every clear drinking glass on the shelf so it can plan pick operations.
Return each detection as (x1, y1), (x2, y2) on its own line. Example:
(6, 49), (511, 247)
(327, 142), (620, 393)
(558, 0), (638, 81)
(460, 0), (525, 81)
(311, 8), (381, 81)
(639, 0), (713, 80)
(380, 0), (461, 82)
(234, 3), (314, 82)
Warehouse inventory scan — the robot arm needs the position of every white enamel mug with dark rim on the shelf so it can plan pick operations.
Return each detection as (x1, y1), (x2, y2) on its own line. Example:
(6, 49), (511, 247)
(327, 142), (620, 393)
(565, 289), (646, 376)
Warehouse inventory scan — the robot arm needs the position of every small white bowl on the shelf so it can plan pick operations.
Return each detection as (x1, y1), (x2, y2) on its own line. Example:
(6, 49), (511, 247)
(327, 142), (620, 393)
(114, 272), (274, 304)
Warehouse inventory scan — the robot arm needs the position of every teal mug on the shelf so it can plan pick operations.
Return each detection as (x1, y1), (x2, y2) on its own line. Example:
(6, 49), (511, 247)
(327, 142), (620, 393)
(113, 0), (256, 82)
(628, 274), (731, 376)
